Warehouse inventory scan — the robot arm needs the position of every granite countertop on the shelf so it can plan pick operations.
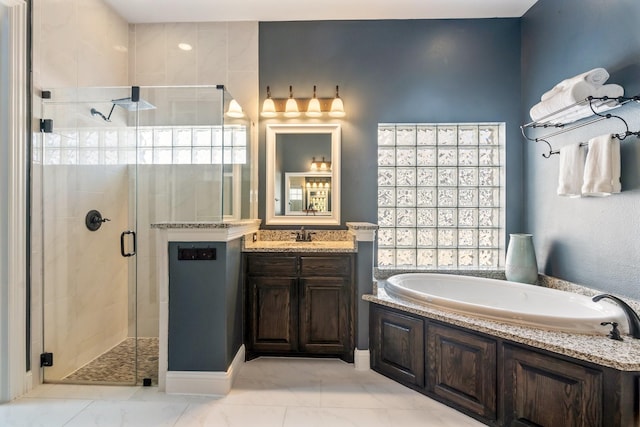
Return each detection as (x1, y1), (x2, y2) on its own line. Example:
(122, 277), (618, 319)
(242, 229), (357, 253)
(365, 279), (640, 372)
(151, 219), (261, 229)
(243, 240), (356, 253)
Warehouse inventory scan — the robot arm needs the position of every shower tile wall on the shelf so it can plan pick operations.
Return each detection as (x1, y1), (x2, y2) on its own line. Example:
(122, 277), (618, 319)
(129, 21), (259, 126)
(31, 0), (259, 385)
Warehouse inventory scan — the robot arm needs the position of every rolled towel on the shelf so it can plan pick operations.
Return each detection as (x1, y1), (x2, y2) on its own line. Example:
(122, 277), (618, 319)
(557, 143), (586, 198)
(541, 68), (610, 101)
(581, 135), (621, 196)
(529, 82), (624, 123)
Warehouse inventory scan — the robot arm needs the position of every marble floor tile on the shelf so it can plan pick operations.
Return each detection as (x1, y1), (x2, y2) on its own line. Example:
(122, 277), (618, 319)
(0, 398), (92, 427)
(224, 374), (322, 407)
(63, 400), (188, 427)
(6, 358), (484, 426)
(283, 407), (393, 427)
(174, 402), (287, 427)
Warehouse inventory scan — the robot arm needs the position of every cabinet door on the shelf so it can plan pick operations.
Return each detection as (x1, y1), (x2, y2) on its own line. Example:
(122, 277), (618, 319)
(298, 277), (350, 355)
(370, 306), (425, 388)
(427, 324), (497, 420)
(246, 276), (298, 353)
(503, 345), (602, 427)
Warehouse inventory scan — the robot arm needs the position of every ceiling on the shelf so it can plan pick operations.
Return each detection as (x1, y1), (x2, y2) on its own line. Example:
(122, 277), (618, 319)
(103, 0), (539, 24)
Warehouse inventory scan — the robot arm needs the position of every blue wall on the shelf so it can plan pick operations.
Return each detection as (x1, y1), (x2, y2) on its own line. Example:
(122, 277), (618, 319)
(168, 241), (243, 372)
(259, 19), (524, 235)
(522, 0), (640, 298)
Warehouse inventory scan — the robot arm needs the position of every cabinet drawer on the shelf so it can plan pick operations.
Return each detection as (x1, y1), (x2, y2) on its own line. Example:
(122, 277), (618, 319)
(246, 255), (297, 276)
(300, 256), (351, 277)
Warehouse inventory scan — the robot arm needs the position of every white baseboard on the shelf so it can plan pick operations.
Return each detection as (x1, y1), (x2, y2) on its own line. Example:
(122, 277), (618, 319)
(354, 349), (370, 371)
(166, 345), (245, 396)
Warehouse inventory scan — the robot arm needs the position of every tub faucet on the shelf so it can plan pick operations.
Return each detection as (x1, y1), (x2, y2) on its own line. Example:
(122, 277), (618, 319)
(592, 294), (640, 339)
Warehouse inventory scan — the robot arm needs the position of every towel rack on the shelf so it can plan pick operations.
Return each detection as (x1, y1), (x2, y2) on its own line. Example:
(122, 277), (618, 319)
(521, 95), (640, 158)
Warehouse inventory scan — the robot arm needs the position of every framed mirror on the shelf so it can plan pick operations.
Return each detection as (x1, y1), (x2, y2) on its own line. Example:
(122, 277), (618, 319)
(266, 124), (341, 225)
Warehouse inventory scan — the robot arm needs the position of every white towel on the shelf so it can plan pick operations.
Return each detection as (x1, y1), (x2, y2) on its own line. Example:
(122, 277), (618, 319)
(530, 82), (624, 123)
(581, 135), (621, 196)
(541, 68), (610, 101)
(557, 143), (586, 197)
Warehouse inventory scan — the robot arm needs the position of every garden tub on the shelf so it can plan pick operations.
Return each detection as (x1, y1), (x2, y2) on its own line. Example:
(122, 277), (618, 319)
(383, 273), (627, 335)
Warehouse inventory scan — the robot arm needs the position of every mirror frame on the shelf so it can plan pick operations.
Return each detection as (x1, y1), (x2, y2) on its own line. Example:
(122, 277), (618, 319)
(266, 123), (341, 225)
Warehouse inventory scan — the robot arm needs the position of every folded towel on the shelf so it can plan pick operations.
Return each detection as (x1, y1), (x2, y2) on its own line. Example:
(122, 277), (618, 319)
(529, 83), (624, 123)
(581, 135), (621, 196)
(557, 143), (586, 197)
(551, 99), (621, 124)
(541, 68), (610, 101)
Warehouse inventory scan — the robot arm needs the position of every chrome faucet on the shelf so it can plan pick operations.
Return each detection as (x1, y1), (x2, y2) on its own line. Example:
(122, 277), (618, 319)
(592, 294), (640, 339)
(294, 226), (314, 242)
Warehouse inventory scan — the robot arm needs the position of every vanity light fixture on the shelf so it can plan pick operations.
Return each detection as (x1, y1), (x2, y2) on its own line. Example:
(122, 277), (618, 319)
(261, 86), (277, 118)
(306, 85), (322, 117)
(310, 156), (331, 171)
(329, 85), (346, 118)
(284, 86), (300, 118)
(260, 85), (346, 118)
(225, 99), (244, 118)
(319, 156), (330, 171)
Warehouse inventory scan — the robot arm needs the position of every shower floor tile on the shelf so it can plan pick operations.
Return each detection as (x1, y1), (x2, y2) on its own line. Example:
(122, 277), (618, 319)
(63, 337), (158, 386)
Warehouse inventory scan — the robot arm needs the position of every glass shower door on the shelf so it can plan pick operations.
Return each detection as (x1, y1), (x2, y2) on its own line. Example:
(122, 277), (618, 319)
(40, 87), (140, 385)
(38, 85), (252, 386)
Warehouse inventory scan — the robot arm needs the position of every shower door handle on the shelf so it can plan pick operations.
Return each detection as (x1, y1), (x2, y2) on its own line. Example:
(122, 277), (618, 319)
(120, 230), (137, 257)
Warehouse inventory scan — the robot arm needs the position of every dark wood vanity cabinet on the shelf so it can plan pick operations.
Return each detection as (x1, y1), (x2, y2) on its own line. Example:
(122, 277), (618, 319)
(427, 323), (497, 421)
(370, 304), (638, 427)
(370, 306), (425, 388)
(245, 253), (355, 362)
(503, 345), (602, 427)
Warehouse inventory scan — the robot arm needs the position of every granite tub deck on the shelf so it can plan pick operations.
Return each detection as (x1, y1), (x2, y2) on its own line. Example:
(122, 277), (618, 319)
(242, 229), (357, 253)
(365, 272), (640, 371)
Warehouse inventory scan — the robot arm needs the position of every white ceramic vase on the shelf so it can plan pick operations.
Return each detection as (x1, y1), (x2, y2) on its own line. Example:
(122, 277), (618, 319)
(505, 233), (538, 285)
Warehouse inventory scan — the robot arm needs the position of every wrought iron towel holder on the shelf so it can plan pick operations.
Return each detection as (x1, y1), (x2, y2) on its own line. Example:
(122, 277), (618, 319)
(521, 95), (640, 158)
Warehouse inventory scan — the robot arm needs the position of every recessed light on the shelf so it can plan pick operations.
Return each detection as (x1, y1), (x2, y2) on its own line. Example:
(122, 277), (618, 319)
(113, 45), (128, 52)
(178, 43), (193, 51)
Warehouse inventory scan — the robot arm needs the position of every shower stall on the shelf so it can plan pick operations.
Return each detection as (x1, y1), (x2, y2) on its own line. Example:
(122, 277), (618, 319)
(36, 85), (253, 385)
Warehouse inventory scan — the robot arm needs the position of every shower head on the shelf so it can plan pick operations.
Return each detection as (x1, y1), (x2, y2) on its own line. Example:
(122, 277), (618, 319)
(111, 97), (156, 111)
(90, 96), (156, 122)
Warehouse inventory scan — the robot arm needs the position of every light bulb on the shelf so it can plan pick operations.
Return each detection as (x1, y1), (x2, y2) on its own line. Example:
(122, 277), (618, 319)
(306, 85), (322, 117)
(329, 85), (346, 118)
(226, 99), (244, 118)
(284, 85), (300, 118)
(261, 86), (277, 118)
(320, 157), (328, 170)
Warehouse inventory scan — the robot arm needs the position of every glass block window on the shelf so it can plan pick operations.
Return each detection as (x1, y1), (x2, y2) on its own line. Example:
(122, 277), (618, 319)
(41, 125), (247, 166)
(377, 123), (505, 269)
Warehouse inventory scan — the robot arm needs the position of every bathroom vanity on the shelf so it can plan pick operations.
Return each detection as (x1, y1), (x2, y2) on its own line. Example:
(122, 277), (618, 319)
(242, 230), (358, 362)
(244, 252), (355, 361)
